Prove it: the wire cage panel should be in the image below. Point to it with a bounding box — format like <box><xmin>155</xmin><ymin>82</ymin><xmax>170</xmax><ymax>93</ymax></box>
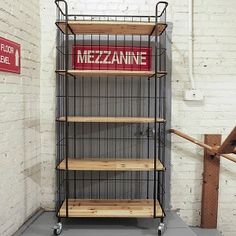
<box><xmin>55</xmin><ymin>0</ymin><xmax>168</xmax><ymax>222</ymax></box>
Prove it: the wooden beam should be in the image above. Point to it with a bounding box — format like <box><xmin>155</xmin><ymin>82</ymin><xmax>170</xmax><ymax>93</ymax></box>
<box><xmin>201</xmin><ymin>134</ymin><xmax>221</xmax><ymax>229</ymax></box>
<box><xmin>221</xmin><ymin>153</ymin><xmax>236</xmax><ymax>163</ymax></box>
<box><xmin>170</xmin><ymin>129</ymin><xmax>216</xmax><ymax>151</ymax></box>
<box><xmin>170</xmin><ymin>129</ymin><xmax>236</xmax><ymax>164</ymax></box>
<box><xmin>218</xmin><ymin>126</ymin><xmax>236</xmax><ymax>154</ymax></box>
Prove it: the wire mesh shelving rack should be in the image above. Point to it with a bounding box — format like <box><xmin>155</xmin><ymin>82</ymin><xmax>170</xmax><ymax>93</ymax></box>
<box><xmin>54</xmin><ymin>0</ymin><xmax>168</xmax><ymax>235</ymax></box>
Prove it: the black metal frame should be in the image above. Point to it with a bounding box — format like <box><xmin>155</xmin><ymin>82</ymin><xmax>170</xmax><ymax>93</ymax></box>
<box><xmin>55</xmin><ymin>0</ymin><xmax>168</xmax><ymax>224</ymax></box>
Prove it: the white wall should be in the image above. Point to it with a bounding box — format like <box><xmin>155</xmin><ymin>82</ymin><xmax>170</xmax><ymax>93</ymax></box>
<box><xmin>40</xmin><ymin>0</ymin><xmax>56</xmax><ymax>209</ymax></box>
<box><xmin>0</xmin><ymin>1</ymin><xmax>41</xmax><ymax>235</ymax></box>
<box><xmin>170</xmin><ymin>1</ymin><xmax>236</xmax><ymax>235</ymax></box>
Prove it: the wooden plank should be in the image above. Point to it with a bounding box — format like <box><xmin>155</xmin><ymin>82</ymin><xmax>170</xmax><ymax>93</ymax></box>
<box><xmin>170</xmin><ymin>128</ymin><xmax>236</xmax><ymax>164</ymax></box>
<box><xmin>58</xmin><ymin>199</ymin><xmax>163</xmax><ymax>218</ymax></box>
<box><xmin>57</xmin><ymin>116</ymin><xmax>165</xmax><ymax>123</ymax></box>
<box><xmin>56</xmin><ymin>69</ymin><xmax>167</xmax><ymax>78</ymax></box>
<box><xmin>57</xmin><ymin>158</ymin><xmax>165</xmax><ymax>171</ymax></box>
<box><xmin>56</xmin><ymin>21</ymin><xmax>167</xmax><ymax>35</ymax></box>
<box><xmin>221</xmin><ymin>153</ymin><xmax>236</xmax><ymax>163</ymax></box>
<box><xmin>68</xmin><ymin>70</ymin><xmax>155</xmax><ymax>77</ymax></box>
<box><xmin>218</xmin><ymin>126</ymin><xmax>236</xmax><ymax>154</ymax></box>
<box><xmin>201</xmin><ymin>134</ymin><xmax>221</xmax><ymax>229</ymax></box>
<box><xmin>170</xmin><ymin>129</ymin><xmax>215</xmax><ymax>151</ymax></box>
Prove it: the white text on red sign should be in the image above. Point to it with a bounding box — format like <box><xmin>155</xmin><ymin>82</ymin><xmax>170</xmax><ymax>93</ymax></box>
<box><xmin>0</xmin><ymin>37</ymin><xmax>20</xmax><ymax>74</ymax></box>
<box><xmin>72</xmin><ymin>45</ymin><xmax>151</xmax><ymax>71</ymax></box>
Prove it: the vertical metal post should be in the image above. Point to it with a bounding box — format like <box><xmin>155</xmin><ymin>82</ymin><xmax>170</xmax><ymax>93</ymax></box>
<box><xmin>162</xmin><ymin>9</ymin><xmax>167</xmax><ymax>209</ymax></box>
<box><xmin>114</xmin><ymin>19</ymin><xmax>117</xmax><ymax>199</ymax></box>
<box><xmin>131</xmin><ymin>17</ymin><xmax>134</xmax><ymax>199</ymax></box>
<box><xmin>106</xmin><ymin>32</ymin><xmax>109</xmax><ymax>199</ymax></box>
<box><xmin>98</xmin><ymin>27</ymin><xmax>101</xmax><ymax>198</ymax></box>
<box><xmin>157</xmin><ymin>7</ymin><xmax>162</xmax><ymax>211</ymax></box>
<box><xmin>147</xmin><ymin>22</ymin><xmax>151</xmax><ymax>199</ymax></box>
<box><xmin>153</xmin><ymin>4</ymin><xmax>158</xmax><ymax>218</ymax></box>
<box><xmin>156</xmin><ymin>1</ymin><xmax>168</xmax><ymax>221</ymax></box>
<box><xmin>82</xmin><ymin>16</ymin><xmax>85</xmax><ymax>199</ymax></box>
<box><xmin>55</xmin><ymin>1</ymin><xmax>60</xmax><ymax>219</ymax></box>
<box><xmin>90</xmin><ymin>27</ymin><xmax>93</xmax><ymax>199</ymax></box>
<box><xmin>73</xmin><ymin>16</ymin><xmax>77</xmax><ymax>199</ymax></box>
<box><xmin>64</xmin><ymin>0</ymin><xmax>69</xmax><ymax>218</ymax></box>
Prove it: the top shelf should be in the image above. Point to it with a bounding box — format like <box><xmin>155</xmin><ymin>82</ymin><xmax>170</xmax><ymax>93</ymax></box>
<box><xmin>56</xmin><ymin>21</ymin><xmax>167</xmax><ymax>36</ymax></box>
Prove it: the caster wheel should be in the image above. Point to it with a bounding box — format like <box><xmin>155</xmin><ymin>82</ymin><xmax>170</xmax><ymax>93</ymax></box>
<box><xmin>157</xmin><ymin>222</ymin><xmax>165</xmax><ymax>236</ymax></box>
<box><xmin>53</xmin><ymin>222</ymin><xmax>62</xmax><ymax>235</ymax></box>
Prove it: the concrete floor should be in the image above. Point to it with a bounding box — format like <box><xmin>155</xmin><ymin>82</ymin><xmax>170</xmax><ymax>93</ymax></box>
<box><xmin>14</xmin><ymin>211</ymin><xmax>221</xmax><ymax>236</ymax></box>
<box><xmin>16</xmin><ymin>211</ymin><xmax>198</xmax><ymax>236</ymax></box>
<box><xmin>191</xmin><ymin>227</ymin><xmax>221</xmax><ymax>236</ymax></box>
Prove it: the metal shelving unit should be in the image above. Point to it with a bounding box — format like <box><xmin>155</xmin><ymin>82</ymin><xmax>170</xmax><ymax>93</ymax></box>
<box><xmin>54</xmin><ymin>0</ymin><xmax>168</xmax><ymax>235</ymax></box>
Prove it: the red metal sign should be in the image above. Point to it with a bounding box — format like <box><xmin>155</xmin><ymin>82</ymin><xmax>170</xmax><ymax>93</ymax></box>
<box><xmin>0</xmin><ymin>37</ymin><xmax>21</xmax><ymax>74</ymax></box>
<box><xmin>72</xmin><ymin>45</ymin><xmax>151</xmax><ymax>71</ymax></box>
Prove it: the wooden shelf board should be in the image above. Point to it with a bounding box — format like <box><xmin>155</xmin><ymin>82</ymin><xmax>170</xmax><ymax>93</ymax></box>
<box><xmin>57</xmin><ymin>158</ymin><xmax>165</xmax><ymax>171</ymax></box>
<box><xmin>56</xmin><ymin>20</ymin><xmax>167</xmax><ymax>35</ymax></box>
<box><xmin>58</xmin><ymin>199</ymin><xmax>163</xmax><ymax>218</ymax></box>
<box><xmin>56</xmin><ymin>69</ymin><xmax>166</xmax><ymax>78</ymax></box>
<box><xmin>57</xmin><ymin>116</ymin><xmax>165</xmax><ymax>123</ymax></box>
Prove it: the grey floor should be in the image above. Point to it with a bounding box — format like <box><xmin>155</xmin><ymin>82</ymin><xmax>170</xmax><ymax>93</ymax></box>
<box><xmin>16</xmin><ymin>211</ymin><xmax>220</xmax><ymax>236</ymax></box>
<box><xmin>191</xmin><ymin>228</ymin><xmax>221</xmax><ymax>236</ymax></box>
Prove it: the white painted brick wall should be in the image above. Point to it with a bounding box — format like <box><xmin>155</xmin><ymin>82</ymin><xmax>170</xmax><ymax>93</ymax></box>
<box><xmin>34</xmin><ymin>0</ymin><xmax>236</xmax><ymax>236</ymax></box>
<box><xmin>39</xmin><ymin>0</ymin><xmax>56</xmax><ymax>209</ymax></box>
<box><xmin>170</xmin><ymin>0</ymin><xmax>236</xmax><ymax>235</ymax></box>
<box><xmin>0</xmin><ymin>0</ymin><xmax>41</xmax><ymax>235</ymax></box>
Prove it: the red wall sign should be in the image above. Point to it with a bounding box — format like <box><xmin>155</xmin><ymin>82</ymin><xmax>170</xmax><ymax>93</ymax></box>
<box><xmin>72</xmin><ymin>45</ymin><xmax>151</xmax><ymax>71</ymax></box>
<box><xmin>0</xmin><ymin>37</ymin><xmax>21</xmax><ymax>74</ymax></box>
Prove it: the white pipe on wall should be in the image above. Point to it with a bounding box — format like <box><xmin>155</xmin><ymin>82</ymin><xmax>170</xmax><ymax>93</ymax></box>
<box><xmin>189</xmin><ymin>0</ymin><xmax>196</xmax><ymax>90</ymax></box>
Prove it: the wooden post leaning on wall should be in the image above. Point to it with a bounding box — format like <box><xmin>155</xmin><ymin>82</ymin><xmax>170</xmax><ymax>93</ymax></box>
<box><xmin>201</xmin><ymin>134</ymin><xmax>221</xmax><ymax>228</ymax></box>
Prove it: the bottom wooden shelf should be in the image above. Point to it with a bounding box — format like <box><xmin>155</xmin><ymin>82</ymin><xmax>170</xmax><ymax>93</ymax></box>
<box><xmin>58</xmin><ymin>199</ymin><xmax>163</xmax><ymax>218</ymax></box>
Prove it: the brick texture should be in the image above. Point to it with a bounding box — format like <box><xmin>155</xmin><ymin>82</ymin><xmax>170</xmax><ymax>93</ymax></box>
<box><xmin>0</xmin><ymin>0</ymin><xmax>41</xmax><ymax>236</ymax></box>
